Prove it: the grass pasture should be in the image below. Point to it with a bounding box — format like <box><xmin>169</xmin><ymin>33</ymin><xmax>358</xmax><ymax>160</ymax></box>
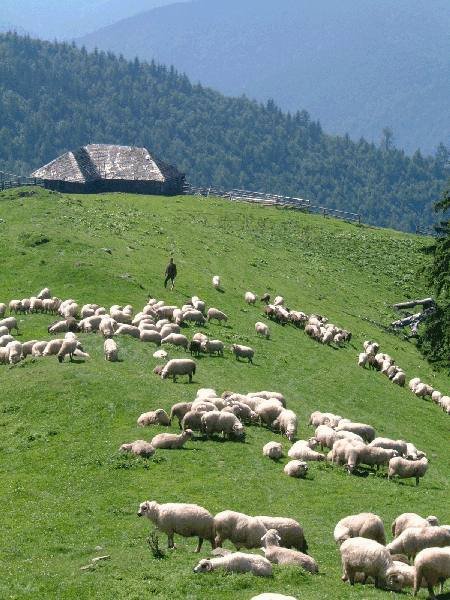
<box><xmin>0</xmin><ymin>188</ymin><xmax>449</xmax><ymax>600</ymax></box>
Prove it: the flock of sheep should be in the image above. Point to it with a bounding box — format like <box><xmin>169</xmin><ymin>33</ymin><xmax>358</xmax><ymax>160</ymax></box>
<box><xmin>358</xmin><ymin>340</ymin><xmax>450</xmax><ymax>414</ymax></box>
<box><xmin>1</xmin><ymin>280</ymin><xmax>449</xmax><ymax>599</ymax></box>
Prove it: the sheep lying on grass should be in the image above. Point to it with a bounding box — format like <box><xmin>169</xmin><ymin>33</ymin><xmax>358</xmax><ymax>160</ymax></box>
<box><xmin>261</xmin><ymin>529</ymin><xmax>318</xmax><ymax>573</ymax></box>
<box><xmin>137</xmin><ymin>409</ymin><xmax>170</xmax><ymax>427</ymax></box>
<box><xmin>151</xmin><ymin>430</ymin><xmax>193</xmax><ymax>449</ymax></box>
<box><xmin>138</xmin><ymin>501</ymin><xmax>215</xmax><ymax>552</ymax></box>
<box><xmin>120</xmin><ymin>440</ymin><xmax>155</xmax><ymax>457</ymax></box>
<box><xmin>194</xmin><ymin>553</ymin><xmax>272</xmax><ymax>577</ymax></box>
<box><xmin>263</xmin><ymin>441</ymin><xmax>283</xmax><ymax>460</ymax></box>
<box><xmin>284</xmin><ymin>460</ymin><xmax>308</xmax><ymax>478</ymax></box>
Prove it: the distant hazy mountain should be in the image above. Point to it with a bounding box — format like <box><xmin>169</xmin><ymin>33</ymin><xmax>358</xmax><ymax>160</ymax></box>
<box><xmin>0</xmin><ymin>0</ymin><xmax>188</xmax><ymax>39</ymax></box>
<box><xmin>79</xmin><ymin>0</ymin><xmax>450</xmax><ymax>154</ymax></box>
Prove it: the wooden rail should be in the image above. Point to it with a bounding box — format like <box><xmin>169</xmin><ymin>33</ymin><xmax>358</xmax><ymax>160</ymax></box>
<box><xmin>184</xmin><ymin>183</ymin><xmax>362</xmax><ymax>224</ymax></box>
<box><xmin>0</xmin><ymin>176</ymin><xmax>45</xmax><ymax>191</ymax></box>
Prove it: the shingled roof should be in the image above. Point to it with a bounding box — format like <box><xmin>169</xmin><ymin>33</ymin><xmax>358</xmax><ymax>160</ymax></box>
<box><xmin>31</xmin><ymin>144</ymin><xmax>181</xmax><ymax>183</ymax></box>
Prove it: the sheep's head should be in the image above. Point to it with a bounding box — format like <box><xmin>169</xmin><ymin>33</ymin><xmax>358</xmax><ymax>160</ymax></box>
<box><xmin>155</xmin><ymin>409</ymin><xmax>167</xmax><ymax>418</ymax></box>
<box><xmin>120</xmin><ymin>443</ymin><xmax>133</xmax><ymax>453</ymax></box>
<box><xmin>426</xmin><ymin>515</ymin><xmax>439</xmax><ymax>526</ymax></box>
<box><xmin>193</xmin><ymin>559</ymin><xmax>213</xmax><ymax>573</ymax></box>
<box><xmin>137</xmin><ymin>500</ymin><xmax>158</xmax><ymax>519</ymax></box>
<box><xmin>308</xmin><ymin>437</ymin><xmax>319</xmax><ymax>449</ymax></box>
<box><xmin>261</xmin><ymin>529</ymin><xmax>281</xmax><ymax>548</ymax></box>
<box><xmin>183</xmin><ymin>429</ymin><xmax>193</xmax><ymax>440</ymax></box>
<box><xmin>232</xmin><ymin>424</ymin><xmax>245</xmax><ymax>441</ymax></box>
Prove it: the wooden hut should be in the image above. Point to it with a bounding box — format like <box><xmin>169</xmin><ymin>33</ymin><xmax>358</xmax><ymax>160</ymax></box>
<box><xmin>31</xmin><ymin>144</ymin><xmax>184</xmax><ymax>195</ymax></box>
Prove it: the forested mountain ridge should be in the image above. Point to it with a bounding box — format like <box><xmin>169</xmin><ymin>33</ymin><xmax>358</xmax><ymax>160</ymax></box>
<box><xmin>0</xmin><ymin>33</ymin><xmax>447</xmax><ymax>232</ymax></box>
<box><xmin>78</xmin><ymin>0</ymin><xmax>450</xmax><ymax>155</ymax></box>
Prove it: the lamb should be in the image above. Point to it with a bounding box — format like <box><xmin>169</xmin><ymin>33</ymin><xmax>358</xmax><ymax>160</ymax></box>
<box><xmin>161</xmin><ymin>333</ymin><xmax>189</xmax><ymax>351</ymax></box>
<box><xmin>260</xmin><ymin>529</ymin><xmax>318</xmax><ymax>573</ymax></box>
<box><xmin>212</xmin><ymin>275</ymin><xmax>221</xmax><ymax>289</ymax></box>
<box><xmin>120</xmin><ymin>440</ymin><xmax>155</xmax><ymax>457</ymax></box>
<box><xmin>206</xmin><ymin>307</ymin><xmax>228</xmax><ymax>324</ymax></box>
<box><xmin>256</xmin><ymin>517</ymin><xmax>308</xmax><ymax>553</ymax></box>
<box><xmin>214</xmin><ymin>510</ymin><xmax>268</xmax><ymax>550</ymax></box>
<box><xmin>273</xmin><ymin>409</ymin><xmax>298</xmax><ymax>441</ymax></box>
<box><xmin>169</xmin><ymin>402</ymin><xmax>193</xmax><ymax>427</ymax></box>
<box><xmin>231</xmin><ymin>344</ymin><xmax>254</xmax><ymax>363</ymax></box>
<box><xmin>388</xmin><ymin>455</ymin><xmax>428</xmax><ymax>485</ymax></box>
<box><xmin>0</xmin><ymin>317</ymin><xmax>19</xmax><ymax>334</ymax></box>
<box><xmin>201</xmin><ymin>411</ymin><xmax>245</xmax><ymax>440</ymax></box>
<box><xmin>334</xmin><ymin>513</ymin><xmax>386</xmax><ymax>546</ymax></box>
<box><xmin>413</xmin><ymin>546</ymin><xmax>450</xmax><ymax>598</ymax></box>
<box><xmin>194</xmin><ymin>553</ymin><xmax>272</xmax><ymax>577</ymax></box>
<box><xmin>263</xmin><ymin>441</ymin><xmax>283</xmax><ymax>460</ymax></box>
<box><xmin>340</xmin><ymin>537</ymin><xmax>393</xmax><ymax>587</ymax></box>
<box><xmin>6</xmin><ymin>341</ymin><xmax>22</xmax><ymax>364</ymax></box>
<box><xmin>161</xmin><ymin>358</ymin><xmax>196</xmax><ymax>383</ymax></box>
<box><xmin>284</xmin><ymin>460</ymin><xmax>308</xmax><ymax>478</ymax></box>
<box><xmin>385</xmin><ymin>560</ymin><xmax>426</xmax><ymax>592</ymax></box>
<box><xmin>369</xmin><ymin>437</ymin><xmax>407</xmax><ymax>456</ymax></box>
<box><xmin>201</xmin><ymin>339</ymin><xmax>224</xmax><ymax>356</ymax></box>
<box><xmin>150</xmin><ymin>429</ymin><xmax>193</xmax><ymax>449</ymax></box>
<box><xmin>288</xmin><ymin>441</ymin><xmax>325</xmax><ymax>461</ymax></box>
<box><xmin>391</xmin><ymin>513</ymin><xmax>439</xmax><ymax>538</ymax></box>
<box><xmin>245</xmin><ymin>291</ymin><xmax>257</xmax><ymax>305</ymax></box>
<box><xmin>256</xmin><ymin>399</ymin><xmax>284</xmax><ymax>427</ymax></box>
<box><xmin>138</xmin><ymin>500</ymin><xmax>215</xmax><ymax>552</ymax></box>
<box><xmin>335</xmin><ymin>421</ymin><xmax>376</xmax><ymax>443</ymax></box>
<box><xmin>388</xmin><ymin>526</ymin><xmax>450</xmax><ymax>562</ymax></box>
<box><xmin>137</xmin><ymin>409</ymin><xmax>170</xmax><ymax>427</ymax></box>
<box><xmin>48</xmin><ymin>318</ymin><xmax>78</xmax><ymax>334</ymax></box>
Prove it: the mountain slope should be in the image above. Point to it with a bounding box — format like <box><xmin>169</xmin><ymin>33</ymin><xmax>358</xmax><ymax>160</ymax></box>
<box><xmin>0</xmin><ymin>0</ymin><xmax>187</xmax><ymax>39</ymax></box>
<box><xmin>0</xmin><ymin>33</ymin><xmax>447</xmax><ymax>232</ymax></box>
<box><xmin>78</xmin><ymin>0</ymin><xmax>450</xmax><ymax>155</ymax></box>
<box><xmin>0</xmin><ymin>186</ymin><xmax>449</xmax><ymax>599</ymax></box>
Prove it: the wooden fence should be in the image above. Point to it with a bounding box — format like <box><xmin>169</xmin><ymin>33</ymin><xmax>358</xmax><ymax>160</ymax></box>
<box><xmin>0</xmin><ymin>175</ymin><xmax>45</xmax><ymax>191</ymax></box>
<box><xmin>184</xmin><ymin>183</ymin><xmax>362</xmax><ymax>224</ymax></box>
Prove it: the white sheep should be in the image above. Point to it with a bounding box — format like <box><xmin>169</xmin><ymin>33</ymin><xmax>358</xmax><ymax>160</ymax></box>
<box><xmin>201</xmin><ymin>339</ymin><xmax>224</xmax><ymax>356</ymax></box>
<box><xmin>181</xmin><ymin>410</ymin><xmax>205</xmax><ymax>433</ymax></box>
<box><xmin>0</xmin><ymin>335</ymin><xmax>14</xmax><ymax>347</ymax></box>
<box><xmin>256</xmin><ymin>399</ymin><xmax>284</xmax><ymax>427</ymax></box>
<box><xmin>114</xmin><ymin>324</ymin><xmax>140</xmax><ymax>338</ymax></box>
<box><xmin>0</xmin><ymin>326</ymin><xmax>9</xmax><ymax>336</ymax></box>
<box><xmin>99</xmin><ymin>317</ymin><xmax>117</xmax><ymax>338</ymax></box>
<box><xmin>431</xmin><ymin>390</ymin><xmax>442</xmax><ymax>404</ymax></box>
<box><xmin>248</xmin><ymin>391</ymin><xmax>286</xmax><ymax>405</ymax></box>
<box><xmin>231</xmin><ymin>344</ymin><xmax>254</xmax><ymax>363</ymax></box>
<box><xmin>288</xmin><ymin>441</ymin><xmax>325</xmax><ymax>462</ymax></box>
<box><xmin>273</xmin><ymin>409</ymin><xmax>298</xmax><ymax>441</ymax></box>
<box><xmin>0</xmin><ymin>303</ymin><xmax>6</xmax><ymax>317</ymax></box>
<box><xmin>273</xmin><ymin>296</ymin><xmax>284</xmax><ymax>306</ymax></box>
<box><xmin>21</xmin><ymin>340</ymin><xmax>38</xmax><ymax>359</ymax></box>
<box><xmin>405</xmin><ymin>442</ymin><xmax>426</xmax><ymax>461</ymax></box>
<box><xmin>245</xmin><ymin>291</ymin><xmax>257</xmax><ymax>305</ymax></box>
<box><xmin>161</xmin><ymin>333</ymin><xmax>189</xmax><ymax>351</ymax></box>
<box><xmin>212</xmin><ymin>275</ymin><xmax>221</xmax><ymax>289</ymax></box>
<box><xmin>340</xmin><ymin>537</ymin><xmax>393</xmax><ymax>588</ymax></box>
<box><xmin>214</xmin><ymin>510</ymin><xmax>267</xmax><ymax>549</ymax></box>
<box><xmin>140</xmin><ymin>330</ymin><xmax>162</xmax><ymax>345</ymax></box>
<box><xmin>6</xmin><ymin>341</ymin><xmax>22</xmax><ymax>364</ymax></box>
<box><xmin>358</xmin><ymin>352</ymin><xmax>369</xmax><ymax>368</ymax></box>
<box><xmin>201</xmin><ymin>411</ymin><xmax>245</xmax><ymax>440</ymax></box>
<box><xmin>137</xmin><ymin>409</ymin><xmax>170</xmax><ymax>427</ymax></box>
<box><xmin>161</xmin><ymin>359</ymin><xmax>196</xmax><ymax>383</ymax></box>
<box><xmin>194</xmin><ymin>552</ymin><xmax>272</xmax><ymax>577</ymax></box>
<box><xmin>308</xmin><ymin>411</ymin><xmax>342</xmax><ymax>428</ymax></box>
<box><xmin>388</xmin><ymin>455</ymin><xmax>428</xmax><ymax>485</ymax></box>
<box><xmin>391</xmin><ymin>513</ymin><xmax>439</xmax><ymax>538</ymax></box>
<box><xmin>413</xmin><ymin>546</ymin><xmax>450</xmax><ymax>598</ymax></box>
<box><xmin>206</xmin><ymin>307</ymin><xmax>228</xmax><ymax>324</ymax></box>
<box><xmin>335</xmin><ymin>421</ymin><xmax>376</xmax><ymax>442</ymax></box>
<box><xmin>120</xmin><ymin>440</ymin><xmax>155</xmax><ymax>457</ymax></box>
<box><xmin>169</xmin><ymin>402</ymin><xmax>193</xmax><ymax>428</ymax></box>
<box><xmin>31</xmin><ymin>341</ymin><xmax>48</xmax><ymax>357</ymax></box>
<box><xmin>314</xmin><ymin>425</ymin><xmax>337</xmax><ymax>449</ymax></box>
<box><xmin>151</xmin><ymin>429</ymin><xmax>193</xmax><ymax>449</ymax></box>
<box><xmin>346</xmin><ymin>445</ymin><xmax>397</xmax><ymax>473</ymax></box>
<box><xmin>334</xmin><ymin>513</ymin><xmax>386</xmax><ymax>545</ymax></box>
<box><xmin>260</xmin><ymin>529</ymin><xmax>318</xmax><ymax>573</ymax></box>
<box><xmin>255</xmin><ymin>321</ymin><xmax>270</xmax><ymax>339</ymax></box>
<box><xmin>37</xmin><ymin>287</ymin><xmax>51</xmax><ymax>299</ymax></box>
<box><xmin>256</xmin><ymin>516</ymin><xmax>308</xmax><ymax>553</ymax></box>
<box><xmin>387</xmin><ymin>526</ymin><xmax>450</xmax><ymax>561</ymax></box>
<box><xmin>0</xmin><ymin>347</ymin><xmax>9</xmax><ymax>364</ymax></box>
<box><xmin>392</xmin><ymin>371</ymin><xmax>406</xmax><ymax>386</ymax></box>
<box><xmin>283</xmin><ymin>460</ymin><xmax>308</xmax><ymax>478</ymax></box>
<box><xmin>57</xmin><ymin>338</ymin><xmax>81</xmax><ymax>362</ymax></box>
<box><xmin>263</xmin><ymin>441</ymin><xmax>283</xmax><ymax>460</ymax></box>
<box><xmin>138</xmin><ymin>500</ymin><xmax>215</xmax><ymax>552</ymax></box>
<box><xmin>0</xmin><ymin>317</ymin><xmax>19</xmax><ymax>334</ymax></box>
<box><xmin>369</xmin><ymin>437</ymin><xmax>407</xmax><ymax>456</ymax></box>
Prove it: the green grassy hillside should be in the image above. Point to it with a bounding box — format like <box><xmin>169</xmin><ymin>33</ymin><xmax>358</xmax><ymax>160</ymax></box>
<box><xmin>0</xmin><ymin>188</ymin><xmax>448</xmax><ymax>600</ymax></box>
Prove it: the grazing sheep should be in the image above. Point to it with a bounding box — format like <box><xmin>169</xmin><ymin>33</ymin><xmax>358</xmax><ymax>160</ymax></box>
<box><xmin>274</xmin><ymin>296</ymin><xmax>284</xmax><ymax>306</ymax></box>
<box><xmin>387</xmin><ymin>526</ymin><xmax>450</xmax><ymax>561</ymax></box>
<box><xmin>0</xmin><ymin>325</ymin><xmax>9</xmax><ymax>336</ymax></box>
<box><xmin>191</xmin><ymin>399</ymin><xmax>216</xmax><ymax>413</ymax></box>
<box><xmin>358</xmin><ymin>352</ymin><xmax>369</xmax><ymax>368</ymax></box>
<box><xmin>248</xmin><ymin>391</ymin><xmax>286</xmax><ymax>406</ymax></box>
<box><xmin>245</xmin><ymin>291</ymin><xmax>257</xmax><ymax>305</ymax></box>
<box><xmin>181</xmin><ymin>410</ymin><xmax>205</xmax><ymax>433</ymax></box>
<box><xmin>0</xmin><ymin>334</ymin><xmax>14</xmax><ymax>347</ymax></box>
<box><xmin>0</xmin><ymin>303</ymin><xmax>7</xmax><ymax>317</ymax></box>
<box><xmin>392</xmin><ymin>513</ymin><xmax>439</xmax><ymax>538</ymax></box>
<box><xmin>161</xmin><ymin>333</ymin><xmax>189</xmax><ymax>351</ymax></box>
<box><xmin>57</xmin><ymin>338</ymin><xmax>84</xmax><ymax>362</ymax></box>
<box><xmin>151</xmin><ymin>429</ymin><xmax>193</xmax><ymax>449</ymax></box>
<box><xmin>334</xmin><ymin>430</ymin><xmax>364</xmax><ymax>443</ymax></box>
<box><xmin>6</xmin><ymin>341</ymin><xmax>22</xmax><ymax>364</ymax></box>
<box><xmin>161</xmin><ymin>359</ymin><xmax>196</xmax><ymax>383</ymax></box>
<box><xmin>103</xmin><ymin>338</ymin><xmax>119</xmax><ymax>362</ymax></box>
<box><xmin>21</xmin><ymin>340</ymin><xmax>38</xmax><ymax>359</ymax></box>
<box><xmin>392</xmin><ymin>371</ymin><xmax>406</xmax><ymax>386</ymax></box>
<box><xmin>169</xmin><ymin>402</ymin><xmax>193</xmax><ymax>428</ymax></box>
<box><xmin>222</xmin><ymin>401</ymin><xmax>256</xmax><ymax>423</ymax></box>
<box><xmin>329</xmin><ymin>438</ymin><xmax>362</xmax><ymax>466</ymax></box>
<box><xmin>369</xmin><ymin>437</ymin><xmax>407</xmax><ymax>456</ymax></box>
<box><xmin>340</xmin><ymin>537</ymin><xmax>393</xmax><ymax>587</ymax></box>
<box><xmin>431</xmin><ymin>390</ymin><xmax>442</xmax><ymax>404</ymax></box>
<box><xmin>413</xmin><ymin>546</ymin><xmax>450</xmax><ymax>598</ymax></box>
<box><xmin>273</xmin><ymin>409</ymin><xmax>298</xmax><ymax>441</ymax></box>
<box><xmin>308</xmin><ymin>411</ymin><xmax>343</xmax><ymax>428</ymax></box>
<box><xmin>37</xmin><ymin>287</ymin><xmax>51</xmax><ymax>299</ymax></box>
<box><xmin>256</xmin><ymin>399</ymin><xmax>284</xmax><ymax>427</ymax></box>
<box><xmin>388</xmin><ymin>456</ymin><xmax>428</xmax><ymax>485</ymax></box>
<box><xmin>183</xmin><ymin>309</ymin><xmax>206</xmax><ymax>326</ymax></box>
<box><xmin>48</xmin><ymin>317</ymin><xmax>79</xmax><ymax>334</ymax></box>
<box><xmin>212</xmin><ymin>275</ymin><xmax>221</xmax><ymax>289</ymax></box>
<box><xmin>346</xmin><ymin>445</ymin><xmax>397</xmax><ymax>473</ymax></box>
<box><xmin>255</xmin><ymin>322</ymin><xmax>270</xmax><ymax>339</ymax></box>
<box><xmin>192</xmin><ymin>332</ymin><xmax>208</xmax><ymax>345</ymax></box>
<box><xmin>263</xmin><ymin>441</ymin><xmax>283</xmax><ymax>460</ymax></box>
<box><xmin>334</xmin><ymin>513</ymin><xmax>386</xmax><ymax>546</ymax></box>
<box><xmin>231</xmin><ymin>344</ymin><xmax>254</xmax><ymax>363</ymax></box>
<box><xmin>188</xmin><ymin>339</ymin><xmax>201</xmax><ymax>356</ymax></box>
<box><xmin>314</xmin><ymin>425</ymin><xmax>337</xmax><ymax>449</ymax></box>
<box><xmin>284</xmin><ymin>460</ymin><xmax>308</xmax><ymax>478</ymax></box>
<box><xmin>201</xmin><ymin>339</ymin><xmax>224</xmax><ymax>356</ymax></box>
<box><xmin>160</xmin><ymin>324</ymin><xmax>181</xmax><ymax>339</ymax></box>
<box><xmin>214</xmin><ymin>511</ymin><xmax>267</xmax><ymax>550</ymax></box>
<box><xmin>99</xmin><ymin>316</ymin><xmax>117</xmax><ymax>338</ymax></box>
<box><xmin>153</xmin><ymin>364</ymin><xmax>164</xmax><ymax>376</ymax></box>
<box><xmin>196</xmin><ymin>388</ymin><xmax>218</xmax><ymax>399</ymax></box>
<box><xmin>140</xmin><ymin>330</ymin><xmax>162</xmax><ymax>345</ymax></box>
<box><xmin>385</xmin><ymin>560</ymin><xmax>426</xmax><ymax>592</ymax></box>
<box><xmin>31</xmin><ymin>340</ymin><xmax>48</xmax><ymax>357</ymax></box>
<box><xmin>335</xmin><ymin>421</ymin><xmax>376</xmax><ymax>443</ymax></box>
<box><xmin>137</xmin><ymin>409</ymin><xmax>170</xmax><ymax>427</ymax></box>
<box><xmin>0</xmin><ymin>317</ymin><xmax>19</xmax><ymax>334</ymax></box>
<box><xmin>120</xmin><ymin>440</ymin><xmax>155</xmax><ymax>457</ymax></box>
<box><xmin>207</xmin><ymin>307</ymin><xmax>228</xmax><ymax>324</ymax></box>
<box><xmin>201</xmin><ymin>411</ymin><xmax>245</xmax><ymax>441</ymax></box>
<box><xmin>9</xmin><ymin>300</ymin><xmax>22</xmax><ymax>314</ymax></box>
<box><xmin>0</xmin><ymin>347</ymin><xmax>9</xmax><ymax>364</ymax></box>
<box><xmin>256</xmin><ymin>517</ymin><xmax>308</xmax><ymax>553</ymax></box>
<box><xmin>138</xmin><ymin>500</ymin><xmax>215</xmax><ymax>552</ymax></box>
<box><xmin>194</xmin><ymin>553</ymin><xmax>272</xmax><ymax>577</ymax></box>
<box><xmin>114</xmin><ymin>324</ymin><xmax>140</xmax><ymax>338</ymax></box>
<box><xmin>261</xmin><ymin>529</ymin><xmax>318</xmax><ymax>573</ymax></box>
<box><xmin>409</xmin><ymin>377</ymin><xmax>421</xmax><ymax>391</ymax></box>
<box><xmin>288</xmin><ymin>441</ymin><xmax>325</xmax><ymax>462</ymax></box>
